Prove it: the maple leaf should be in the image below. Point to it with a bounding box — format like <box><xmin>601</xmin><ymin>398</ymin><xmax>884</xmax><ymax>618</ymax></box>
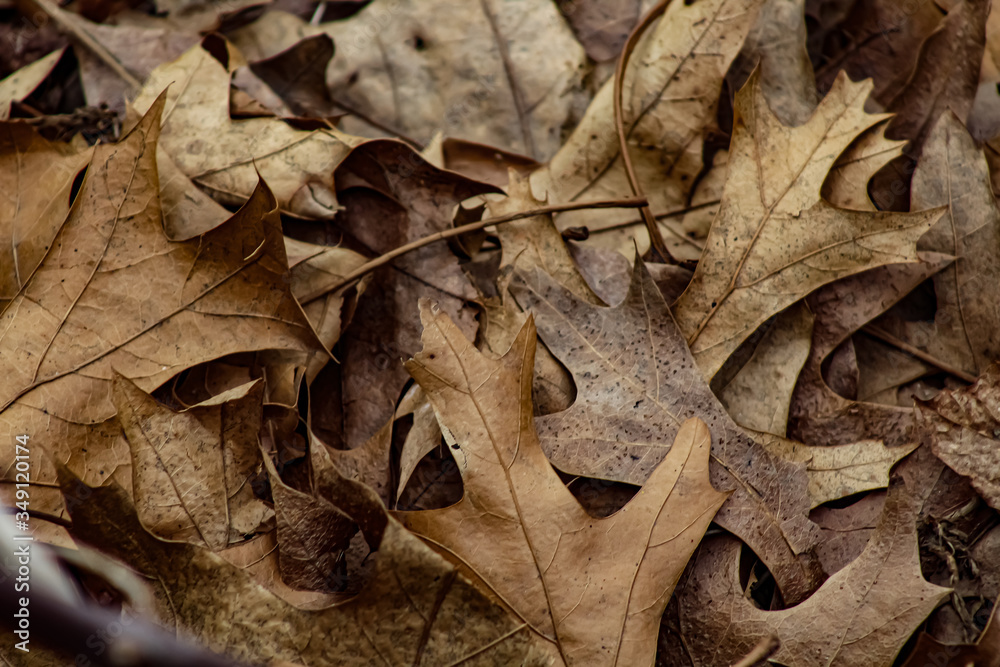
<box><xmin>511</xmin><ymin>255</ymin><xmax>823</xmax><ymax>603</ymax></box>
<box><xmin>397</xmin><ymin>300</ymin><xmax>728</xmax><ymax>666</ymax></box>
<box><xmin>672</xmin><ymin>70</ymin><xmax>946</xmax><ymax>379</ymax></box>
<box><xmin>676</xmin><ymin>482</ymin><xmax>951</xmax><ymax>667</ymax></box>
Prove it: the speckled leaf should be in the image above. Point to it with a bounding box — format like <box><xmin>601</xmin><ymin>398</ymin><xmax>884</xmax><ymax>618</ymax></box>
<box><xmin>510</xmin><ymin>256</ymin><xmax>823</xmax><ymax>605</ymax></box>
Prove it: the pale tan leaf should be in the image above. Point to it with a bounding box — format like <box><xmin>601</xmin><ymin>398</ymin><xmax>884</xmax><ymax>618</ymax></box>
<box><xmin>673</xmin><ymin>71</ymin><xmax>945</xmax><ymax>379</ymax></box>
<box><xmin>822</xmin><ymin>120</ymin><xmax>905</xmax><ymax>212</ymax></box>
<box><xmin>719</xmin><ymin>302</ymin><xmax>814</xmax><ymax>436</ymax></box>
<box><xmin>530</xmin><ymin>0</ymin><xmax>764</xmax><ymax>258</ymax></box>
<box><xmin>324</xmin><ymin>0</ymin><xmax>589</xmax><ymax>160</ymax></box>
<box><xmin>132</xmin><ymin>37</ymin><xmax>362</xmax><ymax>218</ymax></box>
<box><xmin>0</xmin><ymin>123</ymin><xmax>93</xmax><ymax>311</ymax></box>
<box><xmin>752</xmin><ymin>432</ymin><xmax>917</xmax><ymax>507</ymax></box>
<box><xmin>398</xmin><ymin>301</ymin><xmax>728</xmax><ymax>665</ymax></box>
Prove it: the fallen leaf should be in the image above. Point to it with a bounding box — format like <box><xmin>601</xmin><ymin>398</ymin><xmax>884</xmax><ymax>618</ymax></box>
<box><xmin>751</xmin><ymin>432</ymin><xmax>917</xmax><ymax>508</ymax></box>
<box><xmin>672</xmin><ymin>70</ymin><xmax>945</xmax><ymax>379</ymax></box>
<box><xmin>558</xmin><ymin>0</ymin><xmax>641</xmax><ymax>62</ymax></box>
<box><xmin>918</xmin><ymin>363</ymin><xmax>1000</xmax><ymax>511</ymax></box>
<box><xmin>901</xmin><ymin>602</ymin><xmax>1000</xmax><ymax>667</ymax></box>
<box><xmin>788</xmin><ymin>255</ymin><xmax>953</xmax><ymax>447</ymax></box>
<box><xmin>0</xmin><ymin>94</ymin><xmax>321</xmax><ymax>542</ymax></box>
<box><xmin>324</xmin><ymin>0</ymin><xmax>590</xmax><ymax>160</ymax></box>
<box><xmin>113</xmin><ymin>376</ymin><xmax>273</xmax><ymax>551</ymax></box>
<box><xmin>885</xmin><ymin>0</ymin><xmax>988</xmax><ymax>154</ymax></box>
<box><xmin>718</xmin><ymin>302</ymin><xmax>814</xmax><ymax>436</ymax></box>
<box><xmin>397</xmin><ymin>300</ymin><xmax>728</xmax><ymax>665</ymax></box>
<box><xmin>329</xmin><ymin>140</ymin><xmax>496</xmax><ymax>448</ymax></box>
<box><xmin>261</xmin><ymin>452</ymin><xmax>354</xmax><ymax>593</ymax></box>
<box><xmin>0</xmin><ymin>121</ymin><xmax>92</xmax><ymax>311</ymax></box>
<box><xmin>812</xmin><ymin>0</ymin><xmax>943</xmax><ymax>108</ymax></box>
<box><xmin>677</xmin><ymin>481</ymin><xmax>951</xmax><ymax>666</ymax></box>
<box><xmin>875</xmin><ymin>112</ymin><xmax>1000</xmax><ymax>377</ymax></box>
<box><xmin>511</xmin><ymin>257</ymin><xmax>824</xmax><ymax>604</ymax></box>
<box><xmin>54</xmin><ymin>464</ymin><xmax>552</xmax><ymax>666</ymax></box>
<box><xmin>810</xmin><ymin>489</ymin><xmax>886</xmax><ymax>576</ymax></box>
<box><xmin>822</xmin><ymin>120</ymin><xmax>905</xmax><ymax>211</ymax></box>
<box><xmin>0</xmin><ymin>48</ymin><xmax>63</xmax><ymax>119</ymax></box>
<box><xmin>529</xmin><ymin>0</ymin><xmax>764</xmax><ymax>258</ymax></box>
<box><xmin>131</xmin><ymin>36</ymin><xmax>361</xmax><ymax>218</ymax></box>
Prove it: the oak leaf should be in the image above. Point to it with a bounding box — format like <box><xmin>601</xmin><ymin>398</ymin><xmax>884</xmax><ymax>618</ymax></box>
<box><xmin>676</xmin><ymin>482</ymin><xmax>951</xmax><ymax>667</ymax></box>
<box><xmin>131</xmin><ymin>36</ymin><xmax>362</xmax><ymax>218</ymax></box>
<box><xmin>511</xmin><ymin>256</ymin><xmax>823</xmax><ymax>603</ymax></box>
<box><xmin>531</xmin><ymin>0</ymin><xmax>764</xmax><ymax>258</ymax></box>
<box><xmin>0</xmin><ymin>94</ymin><xmax>322</xmax><ymax>543</ymax></box>
<box><xmin>323</xmin><ymin>0</ymin><xmax>589</xmax><ymax>160</ymax></box>
<box><xmin>397</xmin><ymin>300</ymin><xmax>728</xmax><ymax>666</ymax></box>
<box><xmin>672</xmin><ymin>70</ymin><xmax>946</xmax><ymax>379</ymax></box>
<box><xmin>113</xmin><ymin>376</ymin><xmax>273</xmax><ymax>551</ymax></box>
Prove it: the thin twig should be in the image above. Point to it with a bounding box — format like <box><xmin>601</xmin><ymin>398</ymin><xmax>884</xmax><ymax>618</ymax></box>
<box><xmin>730</xmin><ymin>634</ymin><xmax>780</xmax><ymax>667</ymax></box>
<box><xmin>300</xmin><ymin>196</ymin><xmax>648</xmax><ymax>304</ymax></box>
<box><xmin>30</xmin><ymin>0</ymin><xmax>142</xmax><ymax>91</ymax></box>
<box><xmin>613</xmin><ymin>0</ymin><xmax>675</xmax><ymax>264</ymax></box>
<box><xmin>862</xmin><ymin>325</ymin><xmax>977</xmax><ymax>384</ymax></box>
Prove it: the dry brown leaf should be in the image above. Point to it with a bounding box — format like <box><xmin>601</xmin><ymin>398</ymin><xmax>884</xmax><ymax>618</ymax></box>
<box><xmin>0</xmin><ymin>94</ymin><xmax>321</xmax><ymax>543</ymax></box>
<box><xmin>729</xmin><ymin>0</ymin><xmax>817</xmax><ymax>126</ymax></box>
<box><xmin>559</xmin><ymin>0</ymin><xmax>642</xmax><ymax>62</ymax></box>
<box><xmin>323</xmin><ymin>0</ymin><xmax>590</xmax><ymax>160</ymax></box>
<box><xmin>113</xmin><ymin>376</ymin><xmax>273</xmax><ymax>551</ymax></box>
<box><xmin>854</xmin><ymin>335</ymin><xmax>935</xmax><ymax>405</ymax></box>
<box><xmin>875</xmin><ymin>112</ymin><xmax>1000</xmax><ymax>377</ymax></box>
<box><xmin>510</xmin><ymin>257</ymin><xmax>824</xmax><ymax>604</ymax></box>
<box><xmin>261</xmin><ymin>452</ymin><xmax>354</xmax><ymax>593</ymax></box>
<box><xmin>718</xmin><ymin>302</ymin><xmax>814</xmax><ymax>436</ymax></box>
<box><xmin>822</xmin><ymin>120</ymin><xmax>905</xmax><ymax>211</ymax></box>
<box><xmin>918</xmin><ymin>363</ymin><xmax>1000</xmax><ymax>511</ymax></box>
<box><xmin>901</xmin><ymin>602</ymin><xmax>1000</xmax><ymax>667</ymax></box>
<box><xmin>328</xmin><ymin>140</ymin><xmax>496</xmax><ymax>448</ymax></box>
<box><xmin>673</xmin><ymin>71</ymin><xmax>946</xmax><ymax>379</ymax></box>
<box><xmin>529</xmin><ymin>0</ymin><xmax>764</xmax><ymax>258</ymax></box>
<box><xmin>677</xmin><ymin>482</ymin><xmax>951</xmax><ymax>667</ymax></box>
<box><xmin>812</xmin><ymin>0</ymin><xmax>943</xmax><ymax>109</ymax></box>
<box><xmin>489</xmin><ymin>171</ymin><xmax>597</xmax><ymax>301</ymax></box>
<box><xmin>54</xmin><ymin>465</ymin><xmax>551</xmax><ymax>666</ymax></box>
<box><xmin>811</xmin><ymin>490</ymin><xmax>886</xmax><ymax>576</ymax></box>
<box><xmin>397</xmin><ymin>300</ymin><xmax>728</xmax><ymax>665</ymax></box>
<box><xmin>885</xmin><ymin>0</ymin><xmax>988</xmax><ymax>154</ymax></box>
<box><xmin>0</xmin><ymin>48</ymin><xmax>63</xmax><ymax>119</ymax></box>
<box><xmin>751</xmin><ymin>432</ymin><xmax>917</xmax><ymax>508</ymax></box>
<box><xmin>0</xmin><ymin>122</ymin><xmax>92</xmax><ymax>311</ymax></box>
<box><xmin>132</xmin><ymin>36</ymin><xmax>362</xmax><ymax>218</ymax></box>
<box><xmin>789</xmin><ymin>255</ymin><xmax>953</xmax><ymax>447</ymax></box>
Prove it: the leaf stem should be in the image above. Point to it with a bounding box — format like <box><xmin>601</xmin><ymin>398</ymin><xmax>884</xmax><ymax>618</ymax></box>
<box><xmin>730</xmin><ymin>634</ymin><xmax>780</xmax><ymax>667</ymax></box>
<box><xmin>861</xmin><ymin>325</ymin><xmax>977</xmax><ymax>384</ymax></box>
<box><xmin>613</xmin><ymin>0</ymin><xmax>676</xmax><ymax>264</ymax></box>
<box><xmin>300</xmin><ymin>196</ymin><xmax>648</xmax><ymax>304</ymax></box>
